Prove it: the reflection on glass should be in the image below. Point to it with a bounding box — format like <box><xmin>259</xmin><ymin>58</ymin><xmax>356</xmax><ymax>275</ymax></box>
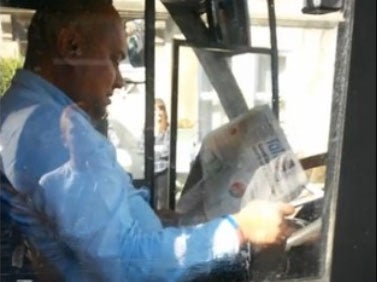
<box><xmin>155</xmin><ymin>0</ymin><xmax>346</xmax><ymax>280</ymax></box>
<box><xmin>0</xmin><ymin>0</ymin><xmax>352</xmax><ymax>281</ymax></box>
<box><xmin>107</xmin><ymin>18</ymin><xmax>146</xmax><ymax>180</ymax></box>
<box><xmin>107</xmin><ymin>76</ymin><xmax>146</xmax><ymax>180</ymax></box>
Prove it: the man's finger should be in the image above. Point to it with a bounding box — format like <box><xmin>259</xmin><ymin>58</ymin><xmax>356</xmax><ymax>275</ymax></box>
<box><xmin>279</xmin><ymin>203</ymin><xmax>295</xmax><ymax>216</ymax></box>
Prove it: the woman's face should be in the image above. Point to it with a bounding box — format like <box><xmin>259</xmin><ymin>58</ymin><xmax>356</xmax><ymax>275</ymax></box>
<box><xmin>155</xmin><ymin>105</ymin><xmax>163</xmax><ymax>131</ymax></box>
<box><xmin>155</xmin><ymin>103</ymin><xmax>167</xmax><ymax>133</ymax></box>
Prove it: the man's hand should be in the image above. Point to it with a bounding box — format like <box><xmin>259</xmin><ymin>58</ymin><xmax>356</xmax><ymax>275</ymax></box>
<box><xmin>232</xmin><ymin>200</ymin><xmax>295</xmax><ymax>246</ymax></box>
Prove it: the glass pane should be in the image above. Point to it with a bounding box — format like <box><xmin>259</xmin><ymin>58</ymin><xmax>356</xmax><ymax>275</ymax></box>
<box><xmin>156</xmin><ymin>0</ymin><xmax>347</xmax><ymax>280</ymax></box>
<box><xmin>0</xmin><ymin>0</ymin><xmax>353</xmax><ymax>281</ymax></box>
<box><xmin>107</xmin><ymin>17</ymin><xmax>146</xmax><ymax>180</ymax></box>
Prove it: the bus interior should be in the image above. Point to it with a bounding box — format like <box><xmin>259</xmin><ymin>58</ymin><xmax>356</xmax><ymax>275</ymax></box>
<box><xmin>0</xmin><ymin>0</ymin><xmax>375</xmax><ymax>281</ymax></box>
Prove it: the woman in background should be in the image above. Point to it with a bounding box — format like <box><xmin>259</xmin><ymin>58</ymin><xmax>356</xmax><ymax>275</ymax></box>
<box><xmin>154</xmin><ymin>98</ymin><xmax>170</xmax><ymax>209</ymax></box>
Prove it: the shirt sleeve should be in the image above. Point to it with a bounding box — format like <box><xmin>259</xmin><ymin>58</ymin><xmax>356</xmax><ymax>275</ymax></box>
<box><xmin>38</xmin><ymin>166</ymin><xmax>241</xmax><ymax>282</ymax></box>
<box><xmin>36</xmin><ymin>110</ymin><xmax>241</xmax><ymax>282</ymax></box>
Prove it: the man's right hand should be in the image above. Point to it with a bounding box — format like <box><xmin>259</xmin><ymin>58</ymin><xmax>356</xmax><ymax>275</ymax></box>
<box><xmin>232</xmin><ymin>200</ymin><xmax>295</xmax><ymax>246</ymax></box>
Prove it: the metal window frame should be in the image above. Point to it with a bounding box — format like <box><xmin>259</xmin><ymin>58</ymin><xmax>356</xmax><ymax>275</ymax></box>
<box><xmin>168</xmin><ymin>0</ymin><xmax>280</xmax><ymax>210</ymax></box>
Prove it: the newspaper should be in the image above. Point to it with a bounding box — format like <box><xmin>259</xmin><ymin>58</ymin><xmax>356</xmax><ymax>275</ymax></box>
<box><xmin>177</xmin><ymin>105</ymin><xmax>307</xmax><ymax>224</ymax></box>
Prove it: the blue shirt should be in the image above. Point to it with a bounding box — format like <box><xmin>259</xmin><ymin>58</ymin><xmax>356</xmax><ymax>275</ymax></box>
<box><xmin>0</xmin><ymin>70</ymin><xmax>241</xmax><ymax>282</ymax></box>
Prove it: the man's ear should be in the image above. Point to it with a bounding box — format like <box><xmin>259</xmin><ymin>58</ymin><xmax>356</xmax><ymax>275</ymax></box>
<box><xmin>56</xmin><ymin>27</ymin><xmax>83</xmax><ymax>61</ymax></box>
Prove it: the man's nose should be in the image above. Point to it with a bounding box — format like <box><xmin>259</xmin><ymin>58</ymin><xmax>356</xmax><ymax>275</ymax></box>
<box><xmin>113</xmin><ymin>68</ymin><xmax>125</xmax><ymax>89</ymax></box>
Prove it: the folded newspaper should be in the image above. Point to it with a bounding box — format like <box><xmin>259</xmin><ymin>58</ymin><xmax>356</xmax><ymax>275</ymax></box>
<box><xmin>177</xmin><ymin>105</ymin><xmax>308</xmax><ymax>225</ymax></box>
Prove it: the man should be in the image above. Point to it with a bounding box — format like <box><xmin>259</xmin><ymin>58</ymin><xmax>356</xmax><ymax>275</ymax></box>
<box><xmin>0</xmin><ymin>1</ymin><xmax>294</xmax><ymax>281</ymax></box>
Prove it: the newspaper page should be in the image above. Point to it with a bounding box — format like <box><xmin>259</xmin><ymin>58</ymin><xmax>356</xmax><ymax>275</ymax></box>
<box><xmin>177</xmin><ymin>105</ymin><xmax>307</xmax><ymax>224</ymax></box>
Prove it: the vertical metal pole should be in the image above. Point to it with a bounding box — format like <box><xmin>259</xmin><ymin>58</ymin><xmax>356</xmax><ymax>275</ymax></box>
<box><xmin>322</xmin><ymin>0</ymin><xmax>356</xmax><ymax>277</ymax></box>
<box><xmin>145</xmin><ymin>0</ymin><xmax>156</xmax><ymax>208</ymax></box>
<box><xmin>267</xmin><ymin>0</ymin><xmax>280</xmax><ymax>119</ymax></box>
<box><xmin>169</xmin><ymin>40</ymin><xmax>180</xmax><ymax>210</ymax></box>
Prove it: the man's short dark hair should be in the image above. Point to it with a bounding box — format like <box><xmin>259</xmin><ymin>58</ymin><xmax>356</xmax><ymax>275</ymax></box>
<box><xmin>24</xmin><ymin>0</ymin><xmax>114</xmax><ymax>68</ymax></box>
<box><xmin>37</xmin><ymin>0</ymin><xmax>112</xmax><ymax>11</ymax></box>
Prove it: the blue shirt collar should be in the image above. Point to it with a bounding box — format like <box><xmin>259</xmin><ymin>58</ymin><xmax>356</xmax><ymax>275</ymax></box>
<box><xmin>12</xmin><ymin>69</ymin><xmax>91</xmax><ymax>121</ymax></box>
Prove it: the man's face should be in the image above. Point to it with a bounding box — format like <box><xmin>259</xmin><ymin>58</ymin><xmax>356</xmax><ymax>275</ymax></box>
<box><xmin>70</xmin><ymin>8</ymin><xmax>126</xmax><ymax>121</ymax></box>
